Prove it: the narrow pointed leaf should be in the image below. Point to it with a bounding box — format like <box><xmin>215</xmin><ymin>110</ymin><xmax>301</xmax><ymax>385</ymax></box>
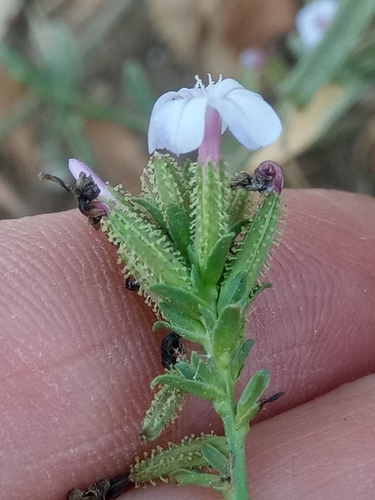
<box><xmin>198</xmin><ymin>305</ymin><xmax>215</xmax><ymax>331</ymax></box>
<box><xmin>174</xmin><ymin>361</ymin><xmax>196</xmax><ymax>380</ymax></box>
<box><xmin>236</xmin><ymin>369</ymin><xmax>270</xmax><ymax>428</ymax></box>
<box><xmin>151</xmin><ymin>283</ymin><xmax>207</xmax><ymax>318</ymax></box>
<box><xmin>190</xmin><ymin>351</ymin><xmax>216</xmax><ymax>386</ymax></box>
<box><xmin>230</xmin><ymin>339</ymin><xmax>254</xmax><ymax>380</ymax></box>
<box><xmin>152</xmin><ymin>374</ymin><xmax>222</xmax><ymax>401</ymax></box>
<box><xmin>202</xmin><ymin>443</ymin><xmax>230</xmax><ymax>479</ymax></box>
<box><xmin>212</xmin><ymin>304</ymin><xmax>245</xmax><ymax>368</ymax></box>
<box><xmin>202</xmin><ymin>232</ymin><xmax>236</xmax><ymax>287</ymax></box>
<box><xmin>224</xmin><ymin>193</ymin><xmax>280</xmax><ymax>299</ymax></box>
<box><xmin>218</xmin><ymin>271</ymin><xmax>247</xmax><ymax>311</ymax></box>
<box><xmin>157</xmin><ymin>304</ymin><xmax>206</xmax><ymax>344</ymax></box>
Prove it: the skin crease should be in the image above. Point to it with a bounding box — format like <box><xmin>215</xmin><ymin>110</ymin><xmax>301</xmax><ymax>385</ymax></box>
<box><xmin>1</xmin><ymin>189</ymin><xmax>375</xmax><ymax>499</ymax></box>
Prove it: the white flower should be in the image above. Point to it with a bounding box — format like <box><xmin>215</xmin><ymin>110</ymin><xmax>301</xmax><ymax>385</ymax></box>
<box><xmin>296</xmin><ymin>0</ymin><xmax>339</xmax><ymax>50</ymax></box>
<box><xmin>148</xmin><ymin>76</ymin><xmax>282</xmax><ymax>157</ymax></box>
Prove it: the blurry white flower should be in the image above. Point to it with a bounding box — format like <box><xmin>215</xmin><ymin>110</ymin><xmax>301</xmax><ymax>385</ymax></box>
<box><xmin>296</xmin><ymin>0</ymin><xmax>339</xmax><ymax>50</ymax></box>
<box><xmin>148</xmin><ymin>76</ymin><xmax>281</xmax><ymax>163</ymax></box>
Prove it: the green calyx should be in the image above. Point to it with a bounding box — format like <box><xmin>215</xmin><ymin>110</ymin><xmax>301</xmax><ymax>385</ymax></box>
<box><xmin>102</xmin><ymin>155</ymin><xmax>281</xmax><ymax>325</ymax></box>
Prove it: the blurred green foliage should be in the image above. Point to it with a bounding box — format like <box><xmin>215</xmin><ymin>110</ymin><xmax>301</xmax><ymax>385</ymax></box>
<box><xmin>0</xmin><ymin>0</ymin><xmax>375</xmax><ymax>182</ymax></box>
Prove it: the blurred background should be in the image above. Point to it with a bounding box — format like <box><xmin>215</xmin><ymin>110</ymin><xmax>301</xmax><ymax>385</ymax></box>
<box><xmin>0</xmin><ymin>0</ymin><xmax>375</xmax><ymax>219</ymax></box>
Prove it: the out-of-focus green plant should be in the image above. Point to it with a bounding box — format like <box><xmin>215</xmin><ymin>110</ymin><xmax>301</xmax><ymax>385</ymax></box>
<box><xmin>229</xmin><ymin>0</ymin><xmax>375</xmax><ymax>176</ymax></box>
<box><xmin>283</xmin><ymin>0</ymin><xmax>375</xmax><ymax>106</ymax></box>
<box><xmin>2</xmin><ymin>0</ymin><xmax>375</xmax><ymax>180</ymax></box>
<box><xmin>0</xmin><ymin>1</ymin><xmax>155</xmax><ymax>170</ymax></box>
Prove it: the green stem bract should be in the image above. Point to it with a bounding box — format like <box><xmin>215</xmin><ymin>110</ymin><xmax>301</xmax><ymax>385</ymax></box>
<box><xmin>193</xmin><ymin>162</ymin><xmax>230</xmax><ymax>271</ymax></box>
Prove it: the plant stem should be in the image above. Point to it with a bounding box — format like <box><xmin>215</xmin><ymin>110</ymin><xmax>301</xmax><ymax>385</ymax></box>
<box><xmin>216</xmin><ymin>370</ymin><xmax>250</xmax><ymax>500</ymax></box>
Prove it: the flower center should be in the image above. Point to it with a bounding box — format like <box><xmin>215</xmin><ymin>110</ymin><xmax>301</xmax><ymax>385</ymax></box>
<box><xmin>194</xmin><ymin>74</ymin><xmax>223</xmax><ymax>96</ymax></box>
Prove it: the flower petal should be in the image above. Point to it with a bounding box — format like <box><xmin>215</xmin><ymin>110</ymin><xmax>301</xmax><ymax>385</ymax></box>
<box><xmin>208</xmin><ymin>78</ymin><xmax>244</xmax><ymax>101</ymax></box>
<box><xmin>148</xmin><ymin>90</ymin><xmax>207</xmax><ymax>154</ymax></box>
<box><xmin>68</xmin><ymin>159</ymin><xmax>112</xmax><ymax>201</ymax></box>
<box><xmin>210</xmin><ymin>87</ymin><xmax>282</xmax><ymax>150</ymax></box>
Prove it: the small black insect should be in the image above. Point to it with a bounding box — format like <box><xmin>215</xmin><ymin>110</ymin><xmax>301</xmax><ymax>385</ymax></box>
<box><xmin>106</xmin><ymin>473</ymin><xmax>131</xmax><ymax>499</ymax></box>
<box><xmin>39</xmin><ymin>172</ymin><xmax>108</xmax><ymax>229</ymax></box>
<box><xmin>230</xmin><ymin>160</ymin><xmax>284</xmax><ymax>195</ymax></box>
<box><xmin>67</xmin><ymin>473</ymin><xmax>130</xmax><ymax>500</ymax></box>
<box><xmin>161</xmin><ymin>331</ymin><xmax>184</xmax><ymax>369</ymax></box>
<box><xmin>259</xmin><ymin>391</ymin><xmax>284</xmax><ymax>410</ymax></box>
<box><xmin>125</xmin><ymin>277</ymin><xmax>140</xmax><ymax>292</ymax></box>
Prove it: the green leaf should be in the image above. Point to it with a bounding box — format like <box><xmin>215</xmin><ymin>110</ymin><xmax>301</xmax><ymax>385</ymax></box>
<box><xmin>157</xmin><ymin>303</ymin><xmax>207</xmax><ymax>343</ymax></box>
<box><xmin>217</xmin><ymin>271</ymin><xmax>247</xmax><ymax>312</ymax></box>
<box><xmin>236</xmin><ymin>369</ymin><xmax>270</xmax><ymax>429</ymax></box>
<box><xmin>190</xmin><ymin>262</ymin><xmax>204</xmax><ymax>293</ymax></box>
<box><xmin>166</xmin><ymin>204</ymin><xmax>191</xmax><ymax>259</ymax></box>
<box><xmin>174</xmin><ymin>362</ymin><xmax>196</xmax><ymax>380</ymax></box>
<box><xmin>123</xmin><ymin>59</ymin><xmax>156</xmax><ymax>115</ymax></box>
<box><xmin>223</xmin><ymin>193</ymin><xmax>280</xmax><ymax>300</ymax></box>
<box><xmin>190</xmin><ymin>352</ymin><xmax>216</xmax><ymax>386</ymax></box>
<box><xmin>282</xmin><ymin>0</ymin><xmax>375</xmax><ymax>106</ymax></box>
<box><xmin>197</xmin><ymin>304</ymin><xmax>216</xmax><ymax>331</ymax></box>
<box><xmin>202</xmin><ymin>443</ymin><xmax>230</xmax><ymax>480</ymax></box>
<box><xmin>188</xmin><ymin>245</ymin><xmax>200</xmax><ymax>268</ymax></box>
<box><xmin>230</xmin><ymin>339</ymin><xmax>254</xmax><ymax>380</ymax></box>
<box><xmin>131</xmin><ymin>197</ymin><xmax>167</xmax><ymax>230</ymax></box>
<box><xmin>212</xmin><ymin>304</ymin><xmax>245</xmax><ymax>368</ymax></box>
<box><xmin>152</xmin><ymin>374</ymin><xmax>222</xmax><ymax>401</ymax></box>
<box><xmin>202</xmin><ymin>232</ymin><xmax>236</xmax><ymax>288</ymax></box>
<box><xmin>150</xmin><ymin>283</ymin><xmax>207</xmax><ymax>319</ymax></box>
